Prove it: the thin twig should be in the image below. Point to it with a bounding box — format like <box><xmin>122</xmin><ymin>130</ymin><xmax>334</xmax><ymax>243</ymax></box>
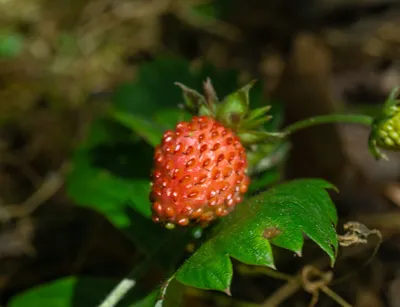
<box><xmin>185</xmin><ymin>287</ymin><xmax>260</xmax><ymax>307</ymax></box>
<box><xmin>1</xmin><ymin>153</ymin><xmax>42</xmax><ymax>187</ymax></box>
<box><xmin>4</xmin><ymin>162</ymin><xmax>69</xmax><ymax>217</ymax></box>
<box><xmin>321</xmin><ymin>286</ymin><xmax>352</xmax><ymax>307</ymax></box>
<box><xmin>236</xmin><ymin>264</ymin><xmax>291</xmax><ymax>281</ymax></box>
<box><xmin>261</xmin><ymin>277</ymin><xmax>302</xmax><ymax>307</ymax></box>
<box><xmin>333</xmin><ymin>222</ymin><xmax>382</xmax><ymax>285</ymax></box>
<box><xmin>255</xmin><ymin>221</ymin><xmax>382</xmax><ymax>306</ymax></box>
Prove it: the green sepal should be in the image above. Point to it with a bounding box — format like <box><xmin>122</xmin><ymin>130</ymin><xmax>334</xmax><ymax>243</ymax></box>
<box><xmin>237</xmin><ymin>130</ymin><xmax>286</xmax><ymax>146</ymax></box>
<box><xmin>240</xmin><ymin>115</ymin><xmax>273</xmax><ymax>131</ymax></box>
<box><xmin>216</xmin><ymin>80</ymin><xmax>256</xmax><ymax>128</ymax></box>
<box><xmin>203</xmin><ymin>78</ymin><xmax>219</xmax><ymax>107</ymax></box>
<box><xmin>239</xmin><ymin>105</ymin><xmax>272</xmax><ymax>130</ymax></box>
<box><xmin>175</xmin><ymin>82</ymin><xmax>206</xmax><ymax>114</ymax></box>
<box><xmin>382</xmin><ymin>86</ymin><xmax>400</xmax><ymax>116</ymax></box>
<box><xmin>368</xmin><ymin>131</ymin><xmax>388</xmax><ymax>161</ymax></box>
<box><xmin>247</xmin><ymin>105</ymin><xmax>272</xmax><ymax>121</ymax></box>
<box><xmin>199</xmin><ymin>104</ymin><xmax>216</xmax><ymax>117</ymax></box>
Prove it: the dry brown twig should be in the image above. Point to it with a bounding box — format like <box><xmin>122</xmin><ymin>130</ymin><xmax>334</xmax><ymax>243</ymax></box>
<box><xmin>236</xmin><ymin>222</ymin><xmax>382</xmax><ymax>307</ymax></box>
<box><xmin>2</xmin><ymin>162</ymin><xmax>70</xmax><ymax>219</ymax></box>
<box><xmin>338</xmin><ymin>221</ymin><xmax>382</xmax><ymax>247</ymax></box>
<box><xmin>0</xmin><ymin>162</ymin><xmax>70</xmax><ymax>257</ymax></box>
<box><xmin>1</xmin><ymin>152</ymin><xmax>42</xmax><ymax>188</ymax></box>
<box><xmin>257</xmin><ymin>264</ymin><xmax>352</xmax><ymax>307</ymax></box>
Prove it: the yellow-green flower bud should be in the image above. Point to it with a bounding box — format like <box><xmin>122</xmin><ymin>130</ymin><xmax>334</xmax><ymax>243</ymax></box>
<box><xmin>368</xmin><ymin>87</ymin><xmax>400</xmax><ymax>160</ymax></box>
<box><xmin>375</xmin><ymin>112</ymin><xmax>400</xmax><ymax>149</ymax></box>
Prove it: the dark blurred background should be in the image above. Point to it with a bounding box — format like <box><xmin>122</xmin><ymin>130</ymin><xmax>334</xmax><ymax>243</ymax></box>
<box><xmin>2</xmin><ymin>0</ymin><xmax>400</xmax><ymax>306</ymax></box>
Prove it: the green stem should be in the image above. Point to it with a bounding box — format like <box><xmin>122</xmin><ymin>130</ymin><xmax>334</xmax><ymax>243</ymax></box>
<box><xmin>98</xmin><ymin>230</ymin><xmax>189</xmax><ymax>307</ymax></box>
<box><xmin>98</xmin><ymin>279</ymin><xmax>136</xmax><ymax>307</ymax></box>
<box><xmin>321</xmin><ymin>286</ymin><xmax>352</xmax><ymax>307</ymax></box>
<box><xmin>283</xmin><ymin>114</ymin><xmax>373</xmax><ymax>135</ymax></box>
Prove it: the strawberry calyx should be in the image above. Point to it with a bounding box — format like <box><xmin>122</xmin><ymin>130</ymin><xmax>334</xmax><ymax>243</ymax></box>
<box><xmin>175</xmin><ymin>79</ymin><xmax>285</xmax><ymax>147</ymax></box>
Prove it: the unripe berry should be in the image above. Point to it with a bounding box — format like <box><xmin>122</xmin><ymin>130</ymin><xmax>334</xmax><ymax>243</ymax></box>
<box><xmin>375</xmin><ymin>111</ymin><xmax>400</xmax><ymax>149</ymax></box>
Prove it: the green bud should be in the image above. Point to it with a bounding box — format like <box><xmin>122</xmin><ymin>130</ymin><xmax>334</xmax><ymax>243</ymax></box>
<box><xmin>375</xmin><ymin>112</ymin><xmax>400</xmax><ymax>149</ymax></box>
<box><xmin>368</xmin><ymin>87</ymin><xmax>400</xmax><ymax>160</ymax></box>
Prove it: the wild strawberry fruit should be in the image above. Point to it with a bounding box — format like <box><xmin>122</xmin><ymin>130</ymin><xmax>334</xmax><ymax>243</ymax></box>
<box><xmin>150</xmin><ymin>79</ymin><xmax>283</xmax><ymax>228</ymax></box>
<box><xmin>151</xmin><ymin>116</ymin><xmax>250</xmax><ymax>227</ymax></box>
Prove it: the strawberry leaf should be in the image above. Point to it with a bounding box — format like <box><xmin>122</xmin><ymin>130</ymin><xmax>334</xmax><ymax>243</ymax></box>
<box><xmin>175</xmin><ymin>179</ymin><xmax>338</xmax><ymax>292</ymax></box>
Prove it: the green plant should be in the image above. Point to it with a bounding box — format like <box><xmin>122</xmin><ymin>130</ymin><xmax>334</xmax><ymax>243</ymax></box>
<box><xmin>9</xmin><ymin>56</ymin><xmax>398</xmax><ymax>307</ymax></box>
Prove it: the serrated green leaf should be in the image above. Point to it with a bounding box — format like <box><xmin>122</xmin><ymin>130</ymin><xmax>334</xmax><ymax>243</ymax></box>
<box><xmin>153</xmin><ymin>278</ymin><xmax>185</xmax><ymax>307</ymax></box>
<box><xmin>175</xmin><ymin>179</ymin><xmax>338</xmax><ymax>292</ymax></box>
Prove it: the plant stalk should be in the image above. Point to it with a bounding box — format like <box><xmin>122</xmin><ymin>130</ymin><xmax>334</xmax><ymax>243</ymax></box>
<box><xmin>98</xmin><ymin>279</ymin><xmax>136</xmax><ymax>307</ymax></box>
<box><xmin>283</xmin><ymin>114</ymin><xmax>373</xmax><ymax>136</ymax></box>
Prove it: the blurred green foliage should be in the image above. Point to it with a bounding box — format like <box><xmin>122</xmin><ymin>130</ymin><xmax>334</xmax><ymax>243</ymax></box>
<box><xmin>10</xmin><ymin>277</ymin><xmax>141</xmax><ymax>307</ymax></box>
<box><xmin>0</xmin><ymin>30</ymin><xmax>24</xmax><ymax>58</ymax></box>
<box><xmin>9</xmin><ymin>54</ymin><xmax>338</xmax><ymax>306</ymax></box>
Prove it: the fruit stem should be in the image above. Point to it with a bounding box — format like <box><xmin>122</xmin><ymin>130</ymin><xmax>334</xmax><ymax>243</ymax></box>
<box><xmin>283</xmin><ymin>114</ymin><xmax>373</xmax><ymax>135</ymax></box>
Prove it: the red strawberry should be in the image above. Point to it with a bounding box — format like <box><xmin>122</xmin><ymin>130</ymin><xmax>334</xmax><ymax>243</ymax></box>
<box><xmin>150</xmin><ymin>79</ymin><xmax>281</xmax><ymax>228</ymax></box>
<box><xmin>150</xmin><ymin>116</ymin><xmax>250</xmax><ymax>227</ymax></box>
